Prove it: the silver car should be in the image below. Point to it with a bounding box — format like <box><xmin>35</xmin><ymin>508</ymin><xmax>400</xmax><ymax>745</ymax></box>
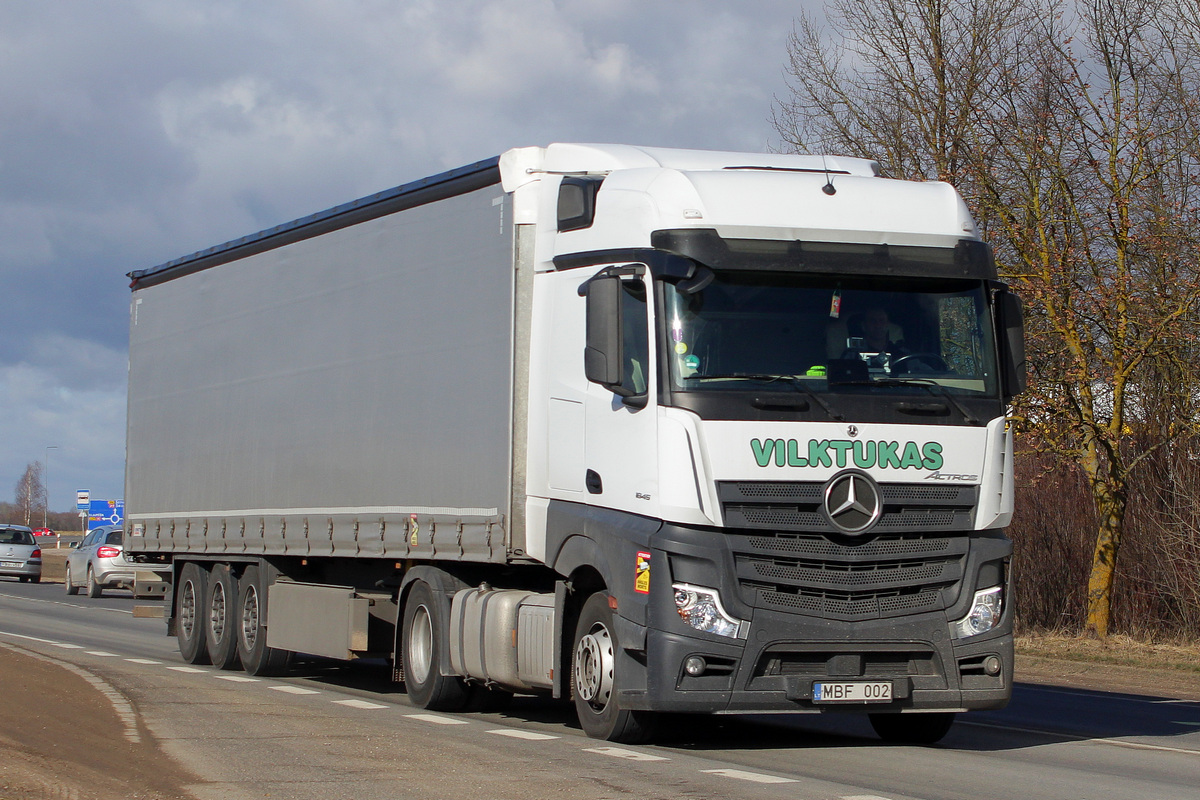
<box><xmin>0</xmin><ymin>524</ymin><xmax>43</xmax><ymax>583</ymax></box>
<box><xmin>65</xmin><ymin>525</ymin><xmax>138</xmax><ymax>597</ymax></box>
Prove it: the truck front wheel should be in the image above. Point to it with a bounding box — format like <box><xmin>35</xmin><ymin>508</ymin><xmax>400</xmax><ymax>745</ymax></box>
<box><xmin>176</xmin><ymin>562</ymin><xmax>211</xmax><ymax>665</ymax></box>
<box><xmin>572</xmin><ymin>593</ymin><xmax>656</xmax><ymax>743</ymax></box>
<box><xmin>401</xmin><ymin>580</ymin><xmax>469</xmax><ymax>711</ymax></box>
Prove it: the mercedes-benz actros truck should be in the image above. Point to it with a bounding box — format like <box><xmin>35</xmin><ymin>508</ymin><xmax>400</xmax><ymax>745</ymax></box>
<box><xmin>124</xmin><ymin>143</ymin><xmax>1026</xmax><ymax>743</ymax></box>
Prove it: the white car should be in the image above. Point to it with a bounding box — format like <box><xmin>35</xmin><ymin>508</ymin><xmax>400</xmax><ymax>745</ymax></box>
<box><xmin>0</xmin><ymin>524</ymin><xmax>42</xmax><ymax>583</ymax></box>
<box><xmin>65</xmin><ymin>526</ymin><xmax>139</xmax><ymax>597</ymax></box>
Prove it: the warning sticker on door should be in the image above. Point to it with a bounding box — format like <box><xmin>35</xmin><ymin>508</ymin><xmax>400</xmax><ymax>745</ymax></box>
<box><xmin>635</xmin><ymin>551</ymin><xmax>651</xmax><ymax>594</ymax></box>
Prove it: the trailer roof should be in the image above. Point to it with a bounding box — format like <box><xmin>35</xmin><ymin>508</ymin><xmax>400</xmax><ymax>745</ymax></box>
<box><xmin>128</xmin><ymin>156</ymin><xmax>502</xmax><ymax>289</ymax></box>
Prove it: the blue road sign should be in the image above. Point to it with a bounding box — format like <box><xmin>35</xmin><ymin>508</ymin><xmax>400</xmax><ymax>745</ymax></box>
<box><xmin>87</xmin><ymin>499</ymin><xmax>125</xmax><ymax>530</ymax></box>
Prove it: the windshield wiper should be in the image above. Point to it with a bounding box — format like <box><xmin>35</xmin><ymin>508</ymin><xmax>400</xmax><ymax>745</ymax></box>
<box><xmin>879</xmin><ymin>378</ymin><xmax>980</xmax><ymax>426</ymax></box>
<box><xmin>688</xmin><ymin>373</ymin><xmax>843</xmax><ymax>420</ymax></box>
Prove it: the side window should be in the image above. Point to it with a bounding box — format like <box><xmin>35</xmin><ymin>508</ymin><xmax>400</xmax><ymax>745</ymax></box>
<box><xmin>107</xmin><ymin>531</ymin><xmax>123</xmax><ymax>545</ymax></box>
<box><xmin>619</xmin><ymin>279</ymin><xmax>648</xmax><ymax>396</ymax></box>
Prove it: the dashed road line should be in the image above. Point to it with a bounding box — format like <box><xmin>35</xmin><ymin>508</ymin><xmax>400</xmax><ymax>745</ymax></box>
<box><xmin>167</xmin><ymin>666</ymin><xmax>206</xmax><ymax>673</ymax></box>
<box><xmin>333</xmin><ymin>699</ymin><xmax>389</xmax><ymax>709</ymax></box>
<box><xmin>125</xmin><ymin>658</ymin><xmax>162</xmax><ymax>664</ymax></box>
<box><xmin>486</xmin><ymin>729</ymin><xmax>558</xmax><ymax>740</ymax></box>
<box><xmin>214</xmin><ymin>674</ymin><xmax>261</xmax><ymax>682</ymax></box>
<box><xmin>403</xmin><ymin>713</ymin><xmax>470</xmax><ymax>725</ymax></box>
<box><xmin>584</xmin><ymin>746</ymin><xmax>669</xmax><ymax>761</ymax></box>
<box><xmin>85</xmin><ymin>650</ymin><xmax>120</xmax><ymax>657</ymax></box>
<box><xmin>701</xmin><ymin>769</ymin><xmax>798</xmax><ymax>784</ymax></box>
<box><xmin>270</xmin><ymin>685</ymin><xmax>320</xmax><ymax>695</ymax></box>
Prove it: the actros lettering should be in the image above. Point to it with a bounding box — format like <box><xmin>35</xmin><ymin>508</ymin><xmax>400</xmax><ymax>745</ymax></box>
<box><xmin>750</xmin><ymin>438</ymin><xmax>944</xmax><ymax>471</ymax></box>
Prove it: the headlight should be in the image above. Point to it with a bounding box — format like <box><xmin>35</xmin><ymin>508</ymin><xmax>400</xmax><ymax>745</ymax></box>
<box><xmin>673</xmin><ymin>583</ymin><xmax>747</xmax><ymax>639</ymax></box>
<box><xmin>953</xmin><ymin>586</ymin><xmax>1003</xmax><ymax>638</ymax></box>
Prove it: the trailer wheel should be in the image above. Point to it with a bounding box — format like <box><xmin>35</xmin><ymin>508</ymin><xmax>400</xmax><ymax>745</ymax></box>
<box><xmin>205</xmin><ymin>564</ymin><xmax>242</xmax><ymax>670</ymax></box>
<box><xmin>235</xmin><ymin>564</ymin><xmax>290</xmax><ymax>676</ymax></box>
<box><xmin>64</xmin><ymin>564</ymin><xmax>79</xmax><ymax>595</ymax></box>
<box><xmin>401</xmin><ymin>580</ymin><xmax>469</xmax><ymax>710</ymax></box>
<box><xmin>571</xmin><ymin>592</ymin><xmax>656</xmax><ymax>743</ymax></box>
<box><xmin>176</xmin><ymin>562</ymin><xmax>211</xmax><ymax>665</ymax></box>
<box><xmin>869</xmin><ymin>712</ymin><xmax>956</xmax><ymax>744</ymax></box>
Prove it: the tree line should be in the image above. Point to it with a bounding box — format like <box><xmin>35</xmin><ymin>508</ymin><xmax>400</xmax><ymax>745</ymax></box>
<box><xmin>774</xmin><ymin>0</ymin><xmax>1200</xmax><ymax>638</ymax></box>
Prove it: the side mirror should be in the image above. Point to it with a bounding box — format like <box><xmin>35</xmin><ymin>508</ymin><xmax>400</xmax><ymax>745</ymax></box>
<box><xmin>998</xmin><ymin>290</ymin><xmax>1027</xmax><ymax>399</ymax></box>
<box><xmin>583</xmin><ymin>275</ymin><xmax>627</xmax><ymax>392</ymax></box>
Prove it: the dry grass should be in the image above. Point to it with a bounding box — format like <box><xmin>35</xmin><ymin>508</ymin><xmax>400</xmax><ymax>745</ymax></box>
<box><xmin>1017</xmin><ymin>631</ymin><xmax>1200</xmax><ymax>674</ymax></box>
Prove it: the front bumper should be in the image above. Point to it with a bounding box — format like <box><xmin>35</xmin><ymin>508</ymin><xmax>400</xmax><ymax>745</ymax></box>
<box><xmin>623</xmin><ymin>608</ymin><xmax>1011</xmax><ymax>714</ymax></box>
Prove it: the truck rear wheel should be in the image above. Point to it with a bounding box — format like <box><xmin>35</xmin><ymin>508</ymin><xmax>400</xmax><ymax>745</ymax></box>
<box><xmin>401</xmin><ymin>579</ymin><xmax>469</xmax><ymax>710</ymax></box>
<box><xmin>869</xmin><ymin>712</ymin><xmax>956</xmax><ymax>744</ymax></box>
<box><xmin>205</xmin><ymin>564</ymin><xmax>242</xmax><ymax>670</ymax></box>
<box><xmin>235</xmin><ymin>564</ymin><xmax>290</xmax><ymax>676</ymax></box>
<box><xmin>572</xmin><ymin>592</ymin><xmax>656</xmax><ymax>743</ymax></box>
<box><xmin>176</xmin><ymin>562</ymin><xmax>211</xmax><ymax>665</ymax></box>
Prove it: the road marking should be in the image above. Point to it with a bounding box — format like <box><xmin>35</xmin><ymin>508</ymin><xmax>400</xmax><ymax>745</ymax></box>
<box><xmin>403</xmin><ymin>713</ymin><xmax>470</xmax><ymax>725</ymax></box>
<box><xmin>167</xmin><ymin>666</ymin><xmax>206</xmax><ymax>673</ymax></box>
<box><xmin>486</xmin><ymin>729</ymin><xmax>559</xmax><ymax>740</ymax></box>
<box><xmin>270</xmin><ymin>685</ymin><xmax>321</xmax><ymax>695</ymax></box>
<box><xmin>51</xmin><ymin>642</ymin><xmax>83</xmax><ymax>649</ymax></box>
<box><xmin>85</xmin><ymin>650</ymin><xmax>120</xmax><ymax>657</ymax></box>
<box><xmin>583</xmin><ymin>746</ymin><xmax>669</xmax><ymax>762</ymax></box>
<box><xmin>843</xmin><ymin>796</ymin><xmax>897</xmax><ymax>800</ymax></box>
<box><xmin>701</xmin><ymin>769</ymin><xmax>797</xmax><ymax>784</ymax></box>
<box><xmin>125</xmin><ymin>658</ymin><xmax>162</xmax><ymax>665</ymax></box>
<box><xmin>214</xmin><ymin>675</ymin><xmax>261</xmax><ymax>683</ymax></box>
<box><xmin>333</xmin><ymin>699</ymin><xmax>389</xmax><ymax>709</ymax></box>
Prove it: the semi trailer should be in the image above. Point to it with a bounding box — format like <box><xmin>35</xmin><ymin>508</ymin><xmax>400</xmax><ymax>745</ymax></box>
<box><xmin>124</xmin><ymin>142</ymin><xmax>1026</xmax><ymax>743</ymax></box>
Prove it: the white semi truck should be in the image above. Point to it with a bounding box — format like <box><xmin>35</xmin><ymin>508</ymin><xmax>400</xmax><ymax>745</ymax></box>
<box><xmin>125</xmin><ymin>143</ymin><xmax>1026</xmax><ymax>744</ymax></box>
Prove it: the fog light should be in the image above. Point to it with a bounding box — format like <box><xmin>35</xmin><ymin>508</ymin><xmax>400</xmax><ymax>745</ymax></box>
<box><xmin>684</xmin><ymin>655</ymin><xmax>707</xmax><ymax>676</ymax></box>
<box><xmin>953</xmin><ymin>586</ymin><xmax>1003</xmax><ymax>638</ymax></box>
<box><xmin>984</xmin><ymin>655</ymin><xmax>1002</xmax><ymax>676</ymax></box>
<box><xmin>673</xmin><ymin>583</ymin><xmax>747</xmax><ymax>639</ymax></box>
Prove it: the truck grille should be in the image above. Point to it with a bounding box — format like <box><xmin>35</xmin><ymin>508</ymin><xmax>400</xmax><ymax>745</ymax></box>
<box><xmin>721</xmin><ymin>480</ymin><xmax>973</xmax><ymax>620</ymax></box>
<box><xmin>718</xmin><ymin>481</ymin><xmax>976</xmax><ymax>533</ymax></box>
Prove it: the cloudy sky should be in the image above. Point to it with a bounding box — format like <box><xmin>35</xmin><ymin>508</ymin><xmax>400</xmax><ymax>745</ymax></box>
<box><xmin>1</xmin><ymin>0</ymin><xmax>819</xmax><ymax>513</ymax></box>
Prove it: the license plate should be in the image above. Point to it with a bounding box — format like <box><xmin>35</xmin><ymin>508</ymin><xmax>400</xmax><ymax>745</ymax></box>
<box><xmin>813</xmin><ymin>681</ymin><xmax>893</xmax><ymax>703</ymax></box>
<box><xmin>0</xmin><ymin>561</ymin><xmax>21</xmax><ymax>568</ymax></box>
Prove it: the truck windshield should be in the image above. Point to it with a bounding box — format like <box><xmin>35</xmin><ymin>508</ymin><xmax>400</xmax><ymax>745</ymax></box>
<box><xmin>663</xmin><ymin>271</ymin><xmax>1000</xmax><ymax>398</ymax></box>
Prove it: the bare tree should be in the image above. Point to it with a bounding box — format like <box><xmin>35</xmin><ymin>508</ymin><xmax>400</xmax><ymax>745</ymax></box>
<box><xmin>774</xmin><ymin>0</ymin><xmax>1200</xmax><ymax>638</ymax></box>
<box><xmin>13</xmin><ymin>461</ymin><xmax>47</xmax><ymax>527</ymax></box>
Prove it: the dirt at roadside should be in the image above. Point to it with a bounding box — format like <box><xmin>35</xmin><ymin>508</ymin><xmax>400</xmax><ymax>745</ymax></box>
<box><xmin>0</xmin><ymin>644</ymin><xmax>198</xmax><ymax>800</ymax></box>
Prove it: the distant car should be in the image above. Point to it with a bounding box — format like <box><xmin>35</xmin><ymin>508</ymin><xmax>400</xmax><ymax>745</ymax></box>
<box><xmin>65</xmin><ymin>525</ymin><xmax>138</xmax><ymax>597</ymax></box>
<box><xmin>32</xmin><ymin>528</ymin><xmax>55</xmax><ymax>537</ymax></box>
<box><xmin>0</xmin><ymin>524</ymin><xmax>43</xmax><ymax>583</ymax></box>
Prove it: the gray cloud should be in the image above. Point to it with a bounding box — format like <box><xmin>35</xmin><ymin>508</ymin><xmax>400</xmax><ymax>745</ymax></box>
<box><xmin>0</xmin><ymin>0</ymin><xmax>815</xmax><ymax>509</ymax></box>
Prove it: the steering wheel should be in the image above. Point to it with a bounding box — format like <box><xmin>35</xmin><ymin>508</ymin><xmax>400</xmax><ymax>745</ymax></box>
<box><xmin>891</xmin><ymin>353</ymin><xmax>949</xmax><ymax>372</ymax></box>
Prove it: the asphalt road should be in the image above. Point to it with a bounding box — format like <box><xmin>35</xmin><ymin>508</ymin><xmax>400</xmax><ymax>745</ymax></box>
<box><xmin>2</xmin><ymin>578</ymin><xmax>1199</xmax><ymax>800</ymax></box>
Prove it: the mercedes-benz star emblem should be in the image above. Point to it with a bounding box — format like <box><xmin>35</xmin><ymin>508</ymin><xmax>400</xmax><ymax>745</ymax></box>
<box><xmin>823</xmin><ymin>470</ymin><xmax>883</xmax><ymax>535</ymax></box>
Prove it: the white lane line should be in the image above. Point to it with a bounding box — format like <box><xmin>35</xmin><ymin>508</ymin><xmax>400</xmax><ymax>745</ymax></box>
<box><xmin>701</xmin><ymin>769</ymin><xmax>797</xmax><ymax>784</ymax></box>
<box><xmin>51</xmin><ymin>642</ymin><xmax>83</xmax><ymax>649</ymax></box>
<box><xmin>126</xmin><ymin>658</ymin><xmax>162</xmax><ymax>665</ymax></box>
<box><xmin>214</xmin><ymin>675</ymin><xmax>261</xmax><ymax>683</ymax></box>
<box><xmin>167</xmin><ymin>666</ymin><xmax>206</xmax><ymax>673</ymax></box>
<box><xmin>486</xmin><ymin>729</ymin><xmax>559</xmax><ymax>741</ymax></box>
<box><xmin>403</xmin><ymin>713</ymin><xmax>470</xmax><ymax>725</ymax></box>
<box><xmin>85</xmin><ymin>650</ymin><xmax>120</xmax><ymax>657</ymax></box>
<box><xmin>333</xmin><ymin>699</ymin><xmax>389</xmax><ymax>710</ymax></box>
<box><xmin>270</xmin><ymin>685</ymin><xmax>321</xmax><ymax>695</ymax></box>
<box><xmin>583</xmin><ymin>746</ymin><xmax>669</xmax><ymax>762</ymax></box>
<box><xmin>843</xmin><ymin>796</ymin><xmax>897</xmax><ymax>800</ymax></box>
